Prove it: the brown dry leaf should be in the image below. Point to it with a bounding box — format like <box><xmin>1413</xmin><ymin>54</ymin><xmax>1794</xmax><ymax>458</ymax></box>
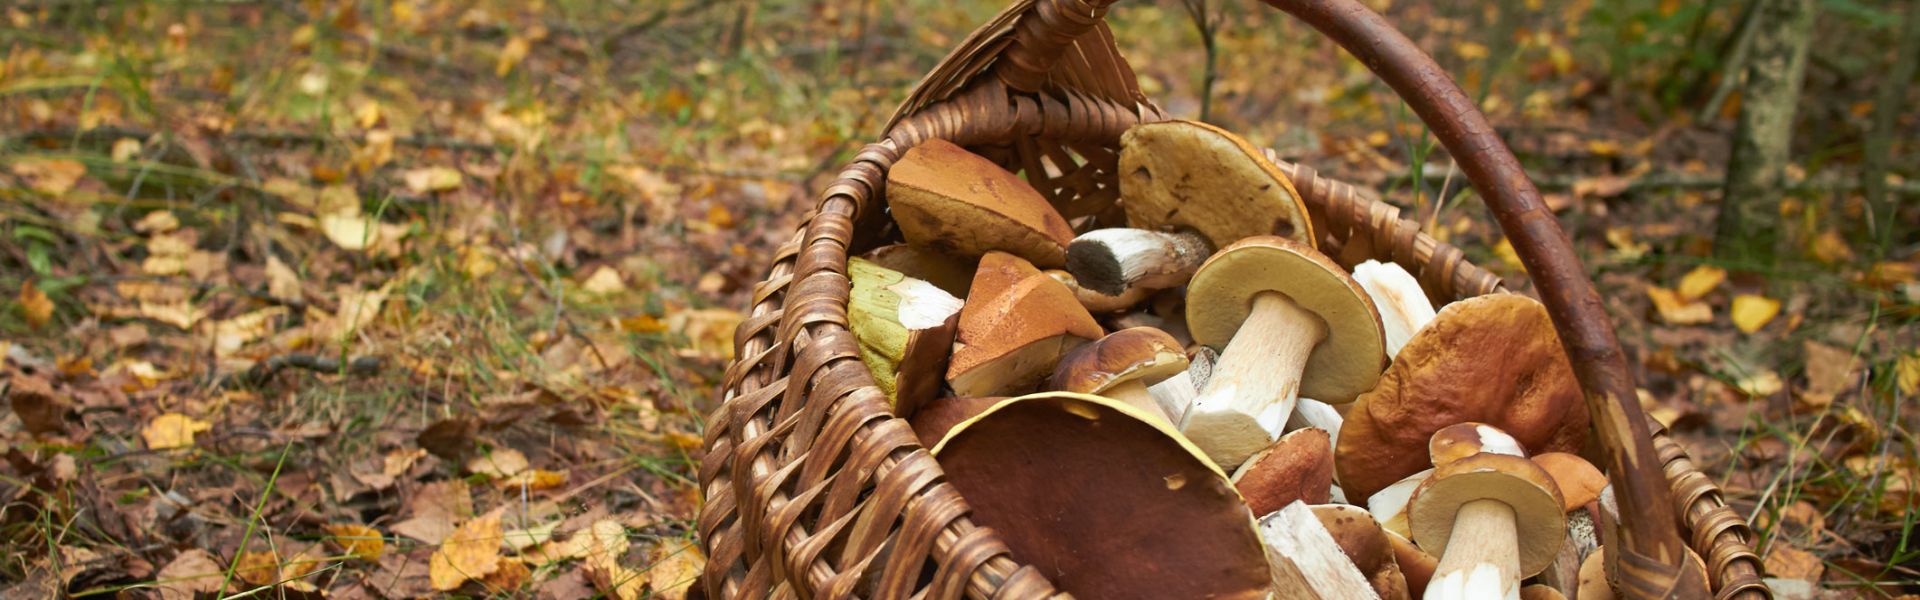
<box><xmin>403</xmin><ymin>166</ymin><xmax>463</xmax><ymax>193</ymax></box>
<box><xmin>155</xmin><ymin>549</ymin><xmax>224</xmax><ymax>600</ymax></box>
<box><xmin>10</xmin><ymin>157</ymin><xmax>86</xmax><ymax>196</ymax></box>
<box><xmin>233</xmin><ymin>550</ymin><xmax>282</xmax><ymax>586</ymax></box>
<box><xmin>213</xmin><ymin>307</ymin><xmax>288</xmax><ymax>357</ymax></box>
<box><xmin>645</xmin><ymin>538</ymin><xmax>704</xmax><ymax>600</ymax></box>
<box><xmin>586</xmin><ymin>562</ymin><xmax>647</xmax><ymax>600</ymax></box>
<box><xmin>528</xmin><ymin>519</ymin><xmax>626</xmax><ymax>566</ymax></box>
<box><xmin>326</xmin><ymin>284</ymin><xmax>391</xmax><ymax>340</ymax></box>
<box><xmin>479</xmin><ymin>556</ymin><xmax>531</xmax><ymax>591</ymax></box>
<box><xmin>7</xmin><ymin>374</ymin><xmax>67</xmax><ymax>435</ymax></box>
<box><xmin>18</xmin><ymin>281</ymin><xmax>54</xmax><ymax>329</ymax></box>
<box><xmin>142</xmin><ymin>413</ymin><xmax>211</xmax><ymax>449</ymax></box>
<box><xmin>1676</xmin><ymin>265</ymin><xmax>1727</xmax><ymax>301</ymax></box>
<box><xmin>1809</xmin><ymin>229</ymin><xmax>1855</xmax><ymax>265</ymax></box>
<box><xmin>497</xmin><ymin>469</ymin><xmax>568</xmax><ymax>491</ymax></box>
<box><xmin>429</xmin><ymin>513</ymin><xmax>503</xmax><ymax>591</ymax></box>
<box><xmin>265</xmin><ymin>255</ymin><xmax>303</xmax><ymax>303</ymax></box>
<box><xmin>465</xmin><ymin>448</ymin><xmax>530</xmax><ymax>479</ymax></box>
<box><xmin>1801</xmin><ymin>341</ymin><xmax>1859</xmax><ymax>408</ymax></box>
<box><xmin>1730</xmin><ymin>294</ymin><xmax>1781</xmax><ymax>334</ymax></box>
<box><xmin>326</xmin><ymin>524</ymin><xmax>386</xmax><ymax>560</ymax></box>
<box><xmin>1763</xmin><ymin>542</ymin><xmax>1824</xmax><ymax>581</ymax></box>
<box><xmin>393</xmin><ymin>480</ymin><xmax>473</xmax><ymax>544</ymax></box>
<box><xmin>1647</xmin><ymin>286</ymin><xmax>1712</xmax><ymax>325</ymax></box>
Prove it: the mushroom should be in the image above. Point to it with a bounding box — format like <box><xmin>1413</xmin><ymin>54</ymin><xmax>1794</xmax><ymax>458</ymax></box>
<box><xmin>1182</xmin><ymin>236</ymin><xmax>1386</xmax><ymax>468</ymax></box>
<box><xmin>849</xmin><ymin>257</ymin><xmax>964</xmax><ymax>416</ymax></box>
<box><xmin>1576</xmin><ymin>547</ymin><xmax>1614</xmax><ymax>600</ymax></box>
<box><xmin>1408</xmin><ymin>453</ymin><xmax>1566</xmax><ymax>600</ymax></box>
<box><xmin>1148</xmin><ymin>346</ymin><xmax>1213</xmax><ymax>425</ymax></box>
<box><xmin>861</xmin><ymin>243</ymin><xmax>975</xmax><ymax>297</ymax></box>
<box><xmin>1386</xmin><ymin>531</ymin><xmax>1438</xmax><ymax>598</ymax></box>
<box><xmin>1335</xmin><ymin>293</ymin><xmax>1589</xmax><ymax>501</ymax></box>
<box><xmin>1428</xmin><ymin>422</ymin><xmax>1526</xmax><ymax>468</ymax></box>
<box><xmin>886</xmin><ymin>139</ymin><xmax>1075</xmax><ymax>268</ymax></box>
<box><xmin>1049</xmin><ymin>327</ymin><xmax>1189</xmax><ymax>423</ymax></box>
<box><xmin>931</xmin><ymin>392</ymin><xmax>1271</xmax><ymax>599</ymax></box>
<box><xmin>1367</xmin><ymin>468</ymin><xmax>1433</xmax><ymax>539</ymax></box>
<box><xmin>1531</xmin><ymin>452</ymin><xmax>1609</xmax><ymax>598</ymax></box>
<box><xmin>1288</xmin><ymin>398</ymin><xmax>1345</xmax><ymax>448</ymax></box>
<box><xmin>907</xmin><ymin>396</ymin><xmax>1007</xmax><ymax>448</ymax></box>
<box><xmin>1230</xmin><ymin>427</ymin><xmax>1333</xmax><ymax>516</ymax></box>
<box><xmin>1065</xmin><ymin>227</ymin><xmax>1213</xmax><ymax>296</ymax></box>
<box><xmin>1046</xmin><ymin>269</ymin><xmax>1153</xmax><ymax>314</ymax></box>
<box><xmin>1258</xmin><ymin>501</ymin><xmax>1382</xmax><ymax>598</ymax></box>
<box><xmin>1519</xmin><ymin>584</ymin><xmax>1567</xmax><ymax>600</ymax></box>
<box><xmin>1119</xmin><ymin>120</ymin><xmax>1317</xmax><ymax>253</ymax></box>
<box><xmin>945</xmin><ymin>251</ymin><xmax>1103</xmax><ymax>397</ymax></box>
<box><xmin>1352</xmin><ymin>260</ymin><xmax>1436</xmax><ymax>359</ymax></box>
<box><xmin>1312</xmin><ymin>504</ymin><xmax>1412</xmax><ymax>600</ymax></box>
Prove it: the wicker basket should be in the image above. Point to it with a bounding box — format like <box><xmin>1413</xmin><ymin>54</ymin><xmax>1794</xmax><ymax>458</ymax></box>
<box><xmin>695</xmin><ymin>0</ymin><xmax>1772</xmax><ymax>597</ymax></box>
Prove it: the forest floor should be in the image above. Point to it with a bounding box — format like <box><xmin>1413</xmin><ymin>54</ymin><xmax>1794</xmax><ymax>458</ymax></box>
<box><xmin>1</xmin><ymin>0</ymin><xmax>1916</xmax><ymax>598</ymax></box>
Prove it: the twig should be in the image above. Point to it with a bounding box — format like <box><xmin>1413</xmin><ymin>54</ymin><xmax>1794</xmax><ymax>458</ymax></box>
<box><xmin>1697</xmin><ymin>0</ymin><xmax>1765</xmax><ymax>123</ymax></box>
<box><xmin>219</xmin><ymin>354</ymin><xmax>381</xmax><ymax>388</ymax></box>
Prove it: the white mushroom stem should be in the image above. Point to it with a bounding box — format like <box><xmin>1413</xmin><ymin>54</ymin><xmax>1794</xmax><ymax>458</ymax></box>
<box><xmin>1259</xmin><ymin>502</ymin><xmax>1383</xmax><ymax>599</ymax></box>
<box><xmin>1353</xmin><ymin>260</ymin><xmax>1436</xmax><ymax>359</ymax></box>
<box><xmin>1102</xmin><ymin>379</ymin><xmax>1173</xmax><ymax>424</ymax></box>
<box><xmin>1066</xmin><ymin>228</ymin><xmax>1213</xmax><ymax>296</ymax></box>
<box><xmin>1424</xmin><ymin>500</ymin><xmax>1523</xmax><ymax>600</ymax></box>
<box><xmin>1147</xmin><ymin>370</ymin><xmax>1197</xmax><ymax>425</ymax></box>
<box><xmin>1047</xmin><ymin>270</ymin><xmax>1152</xmax><ymax>313</ymax></box>
<box><xmin>1368</xmin><ymin>468</ymin><xmax>1432</xmax><ymax>539</ymax></box>
<box><xmin>1184</xmin><ymin>292</ymin><xmax>1326</xmax><ymax>468</ymax></box>
<box><xmin>1287</xmin><ymin>398</ymin><xmax>1346</xmax><ymax>503</ymax></box>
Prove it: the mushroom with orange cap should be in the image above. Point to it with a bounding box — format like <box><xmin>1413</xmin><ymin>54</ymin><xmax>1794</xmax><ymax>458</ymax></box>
<box><xmin>886</xmin><ymin>139</ymin><xmax>1075</xmax><ymax>268</ymax></box>
<box><xmin>1230</xmin><ymin>427</ymin><xmax>1334</xmax><ymax>516</ymax></box>
<box><xmin>1335</xmin><ymin>293</ymin><xmax>1589</xmax><ymax>502</ymax></box>
<box><xmin>1049</xmin><ymin>327</ymin><xmax>1189</xmax><ymax>423</ymax></box>
<box><xmin>1181</xmin><ymin>236</ymin><xmax>1386</xmax><ymax>468</ymax></box>
<box><xmin>945</xmin><ymin>251</ymin><xmax>1103</xmax><ymax>397</ymax></box>
<box><xmin>1531</xmin><ymin>452</ymin><xmax>1609</xmax><ymax>597</ymax></box>
<box><xmin>931</xmin><ymin>392</ymin><xmax>1271</xmax><ymax>599</ymax></box>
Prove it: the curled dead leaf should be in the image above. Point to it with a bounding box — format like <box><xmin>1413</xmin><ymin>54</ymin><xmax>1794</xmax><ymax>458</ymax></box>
<box><xmin>1647</xmin><ymin>286</ymin><xmax>1712</xmax><ymax>325</ymax></box>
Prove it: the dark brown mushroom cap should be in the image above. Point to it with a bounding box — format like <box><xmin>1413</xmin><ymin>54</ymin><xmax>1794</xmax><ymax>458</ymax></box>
<box><xmin>1231</xmin><ymin>427</ymin><xmax>1333</xmax><ymax>516</ymax></box>
<box><xmin>907</xmin><ymin>396</ymin><xmax>1009</xmax><ymax>449</ymax></box>
<box><xmin>932</xmin><ymin>392</ymin><xmax>1271</xmax><ymax>600</ymax></box>
<box><xmin>1335</xmin><ymin>293</ymin><xmax>1590</xmax><ymax>501</ymax></box>
<box><xmin>1050</xmin><ymin>327</ymin><xmax>1189</xmax><ymax>395</ymax></box>
<box><xmin>1312</xmin><ymin>504</ymin><xmax>1411</xmax><ymax>600</ymax></box>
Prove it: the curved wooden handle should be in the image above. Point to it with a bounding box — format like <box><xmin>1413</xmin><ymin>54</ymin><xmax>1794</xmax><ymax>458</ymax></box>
<box><xmin>1252</xmin><ymin>0</ymin><xmax>1702</xmax><ymax>596</ymax></box>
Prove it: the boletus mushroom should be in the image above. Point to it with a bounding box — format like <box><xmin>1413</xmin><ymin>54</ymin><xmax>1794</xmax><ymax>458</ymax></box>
<box><xmin>861</xmin><ymin>243</ymin><xmax>975</xmax><ymax>297</ymax></box>
<box><xmin>1182</xmin><ymin>236</ymin><xmax>1386</xmax><ymax>468</ymax></box>
<box><xmin>1258</xmin><ymin>501</ymin><xmax>1382</xmax><ymax>599</ymax></box>
<box><xmin>848</xmin><ymin>257</ymin><xmax>964</xmax><ymax>415</ymax></box>
<box><xmin>1408</xmin><ymin>451</ymin><xmax>1566</xmax><ymax>600</ymax></box>
<box><xmin>945</xmin><ymin>251</ymin><xmax>1103</xmax><ymax>397</ymax></box>
<box><xmin>886</xmin><ymin>139</ymin><xmax>1075</xmax><ymax>268</ymax></box>
<box><xmin>1336</xmin><ymin>293</ymin><xmax>1589</xmax><ymax>502</ymax></box>
<box><xmin>1312</xmin><ymin>504</ymin><xmax>1412</xmax><ymax>599</ymax></box>
<box><xmin>932</xmin><ymin>392</ymin><xmax>1271</xmax><ymax>599</ymax></box>
<box><xmin>907</xmin><ymin>396</ymin><xmax>1007</xmax><ymax>448</ymax></box>
<box><xmin>1428</xmin><ymin>422</ymin><xmax>1527</xmax><ymax>468</ymax></box>
<box><xmin>1230</xmin><ymin>427</ymin><xmax>1333</xmax><ymax>516</ymax></box>
<box><xmin>1531</xmin><ymin>452</ymin><xmax>1609</xmax><ymax>597</ymax></box>
<box><xmin>1351</xmin><ymin>260</ymin><xmax>1436</xmax><ymax>359</ymax></box>
<box><xmin>1049</xmin><ymin>327</ymin><xmax>1189</xmax><ymax>423</ymax></box>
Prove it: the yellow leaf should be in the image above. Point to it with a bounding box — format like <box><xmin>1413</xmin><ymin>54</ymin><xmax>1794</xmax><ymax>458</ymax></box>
<box><xmin>1605</xmin><ymin>227</ymin><xmax>1649</xmax><ymax>260</ymax></box>
<box><xmin>646</xmin><ymin>538</ymin><xmax>704</xmax><ymax>600</ymax></box>
<box><xmin>1646</xmin><ymin>287</ymin><xmax>1711</xmax><ymax>325</ymax></box>
<box><xmin>464</xmin><ymin>448</ymin><xmax>529</xmax><ymax>479</ymax></box>
<box><xmin>498</xmin><ymin>469</ymin><xmax>569</xmax><ymax>491</ymax></box>
<box><xmin>325</xmin><ymin>524</ymin><xmax>386</xmax><ymax>560</ymax></box>
<box><xmin>232</xmin><ymin>550</ymin><xmax>281</xmax><ymax>586</ymax></box>
<box><xmin>9</xmin><ymin>158</ymin><xmax>86</xmax><ymax>196</ymax></box>
<box><xmin>265</xmin><ymin>255</ymin><xmax>303</xmax><ymax>302</ymax></box>
<box><xmin>213</xmin><ymin>307</ymin><xmax>288</xmax><ymax>356</ymax></box>
<box><xmin>1730</xmin><ymin>294</ymin><xmax>1780</xmax><ymax>333</ymax></box>
<box><xmin>618</xmin><ymin>314</ymin><xmax>667</xmax><ymax>334</ymax></box>
<box><xmin>1809</xmin><ymin>229</ymin><xmax>1855</xmax><ymax>265</ymax></box>
<box><xmin>1894</xmin><ymin>352</ymin><xmax>1919</xmax><ymax>396</ymax></box>
<box><xmin>320</xmin><ymin>213</ymin><xmax>375</xmax><ymax>250</ymax></box>
<box><xmin>142</xmin><ymin>413</ymin><xmax>211</xmax><ymax>449</ymax></box>
<box><xmin>138</xmin><ymin>299</ymin><xmax>206</xmax><ymax>330</ymax></box>
<box><xmin>496</xmin><ymin>36</ymin><xmax>531</xmax><ymax>77</ymax></box>
<box><xmin>581</xmin><ymin>267</ymin><xmax>627</xmax><ymax>296</ymax></box>
<box><xmin>134</xmin><ymin>210</ymin><xmax>179</xmax><ymax>233</ymax></box>
<box><xmin>404</xmin><ymin>166</ymin><xmax>463</xmax><ymax>193</ymax></box>
<box><xmin>430</xmin><ymin>513</ymin><xmax>503</xmax><ymax>591</ymax></box>
<box><xmin>355</xmin><ymin>101</ymin><xmax>383</xmax><ymax>129</ymax></box>
<box><xmin>1675</xmin><ymin>265</ymin><xmax>1726</xmax><ymax>301</ymax></box>
<box><xmin>666</xmin><ymin>308</ymin><xmax>745</xmax><ymax>360</ymax></box>
<box><xmin>18</xmin><ymin>281</ymin><xmax>54</xmax><ymax>328</ymax></box>
<box><xmin>1454</xmin><ymin>41</ymin><xmax>1489</xmax><ymax>59</ymax></box>
<box><xmin>480</xmin><ymin>556</ymin><xmax>531</xmax><ymax>591</ymax></box>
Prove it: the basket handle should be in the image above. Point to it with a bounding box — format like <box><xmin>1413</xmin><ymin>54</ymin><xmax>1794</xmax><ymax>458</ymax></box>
<box><xmin>995</xmin><ymin>0</ymin><xmax>1708</xmax><ymax>596</ymax></box>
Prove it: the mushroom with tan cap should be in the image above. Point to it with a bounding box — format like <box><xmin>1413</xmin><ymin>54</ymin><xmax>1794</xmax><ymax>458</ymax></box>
<box><xmin>1576</xmin><ymin>547</ymin><xmax>1615</xmax><ymax>600</ymax></box>
<box><xmin>1258</xmin><ymin>501</ymin><xmax>1383</xmax><ymax>599</ymax></box>
<box><xmin>1181</xmin><ymin>236</ymin><xmax>1386</xmax><ymax>469</ymax></box>
<box><xmin>849</xmin><ymin>257</ymin><xmax>964</xmax><ymax>416</ymax></box>
<box><xmin>1352</xmin><ymin>260</ymin><xmax>1437</xmax><ymax>359</ymax></box>
<box><xmin>1049</xmin><ymin>327</ymin><xmax>1189</xmax><ymax>423</ymax></box>
<box><xmin>1336</xmin><ymin>293</ymin><xmax>1589</xmax><ymax>502</ymax></box>
<box><xmin>946</xmin><ymin>251</ymin><xmax>1104</xmax><ymax>397</ymax></box>
<box><xmin>1531</xmin><ymin>452</ymin><xmax>1609</xmax><ymax>597</ymax></box>
<box><xmin>886</xmin><ymin>139</ymin><xmax>1076</xmax><ymax>268</ymax></box>
<box><xmin>1408</xmin><ymin>452</ymin><xmax>1566</xmax><ymax>600</ymax></box>
<box><xmin>1386</xmin><ymin>531</ymin><xmax>1438</xmax><ymax>598</ymax></box>
<box><xmin>932</xmin><ymin>392</ymin><xmax>1272</xmax><ymax>599</ymax></box>
<box><xmin>1519</xmin><ymin>584</ymin><xmax>1567</xmax><ymax>600</ymax></box>
<box><xmin>1312</xmin><ymin>504</ymin><xmax>1412</xmax><ymax>599</ymax></box>
<box><xmin>1230</xmin><ymin>427</ymin><xmax>1333</xmax><ymax>516</ymax></box>
<box><xmin>1428</xmin><ymin>422</ymin><xmax>1527</xmax><ymax>468</ymax></box>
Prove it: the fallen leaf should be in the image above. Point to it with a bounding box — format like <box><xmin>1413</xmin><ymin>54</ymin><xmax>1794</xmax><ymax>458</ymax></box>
<box><xmin>1735</xmin><ymin>370</ymin><xmax>1784</xmax><ymax>398</ymax></box>
<box><xmin>645</xmin><ymin>538</ymin><xmax>704</xmax><ymax>600</ymax></box>
<box><xmin>326</xmin><ymin>524</ymin><xmax>386</xmax><ymax>560</ymax></box>
<box><xmin>1647</xmin><ymin>287</ymin><xmax>1712</xmax><ymax>325</ymax></box>
<box><xmin>134</xmin><ymin>210</ymin><xmax>179</xmax><ymax>233</ymax></box>
<box><xmin>503</xmin><ymin>520</ymin><xmax>560</xmax><ymax>552</ymax></box>
<box><xmin>1606</xmin><ymin>227</ymin><xmax>1650</xmax><ymax>261</ymax></box>
<box><xmin>1800</xmin><ymin>341</ymin><xmax>1859</xmax><ymax>408</ymax></box>
<box><xmin>233</xmin><ymin>550</ymin><xmax>282</xmax><ymax>586</ymax></box>
<box><xmin>142</xmin><ymin>413</ymin><xmax>211</xmax><ymax>449</ymax></box>
<box><xmin>580</xmin><ymin>266</ymin><xmax>627</xmax><ymax>296</ymax></box>
<box><xmin>1762</xmin><ymin>541</ymin><xmax>1823</xmax><ymax>581</ymax></box>
<box><xmin>138</xmin><ymin>299</ymin><xmax>207</xmax><ymax>330</ymax></box>
<box><xmin>430</xmin><ymin>513</ymin><xmax>503</xmax><ymax>591</ymax></box>
<box><xmin>154</xmin><ymin>549</ymin><xmax>224</xmax><ymax>600</ymax></box>
<box><xmin>666</xmin><ymin>308</ymin><xmax>744</xmax><ymax>360</ymax></box>
<box><xmin>528</xmin><ymin>519</ymin><xmax>626</xmax><ymax>566</ymax></box>
<box><xmin>265</xmin><ymin>256</ymin><xmax>303</xmax><ymax>302</ymax></box>
<box><xmin>586</xmin><ymin>561</ymin><xmax>646</xmax><ymax>600</ymax></box>
<box><xmin>1808</xmin><ymin>229</ymin><xmax>1854</xmax><ymax>265</ymax></box>
<box><xmin>111</xmin><ymin>137</ymin><xmax>143</xmax><ymax>162</ymax></box>
<box><xmin>9</xmin><ymin>157</ymin><xmax>86</xmax><ymax>196</ymax></box>
<box><xmin>465</xmin><ymin>448</ymin><xmax>530</xmax><ymax>479</ymax></box>
<box><xmin>7</xmin><ymin>374</ymin><xmax>67</xmax><ymax>435</ymax></box>
<box><xmin>495</xmin><ymin>36</ymin><xmax>531</xmax><ymax>77</ymax></box>
<box><xmin>1730</xmin><ymin>294</ymin><xmax>1780</xmax><ymax>333</ymax></box>
<box><xmin>393</xmin><ymin>480</ymin><xmax>473</xmax><ymax>544</ymax></box>
<box><xmin>479</xmin><ymin>556</ymin><xmax>530</xmax><ymax>591</ymax></box>
<box><xmin>213</xmin><ymin>307</ymin><xmax>288</xmax><ymax>357</ymax></box>
<box><xmin>1676</xmin><ymin>265</ymin><xmax>1726</xmax><ymax>301</ymax></box>
<box><xmin>321</xmin><ymin>212</ymin><xmax>377</xmax><ymax>250</ymax></box>
<box><xmin>18</xmin><ymin>281</ymin><xmax>54</xmax><ymax>328</ymax></box>
<box><xmin>403</xmin><ymin>166</ymin><xmax>463</xmax><ymax>193</ymax></box>
<box><xmin>1897</xmin><ymin>352</ymin><xmax>1920</xmax><ymax>396</ymax></box>
<box><xmin>498</xmin><ymin>469</ymin><xmax>568</xmax><ymax>491</ymax></box>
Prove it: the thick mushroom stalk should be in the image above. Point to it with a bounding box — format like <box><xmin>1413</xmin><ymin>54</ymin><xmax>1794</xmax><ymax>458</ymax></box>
<box><xmin>1428</xmin><ymin>499</ymin><xmax>1522</xmax><ymax>599</ymax></box>
<box><xmin>1066</xmin><ymin>228</ymin><xmax>1213</xmax><ymax>296</ymax></box>
<box><xmin>1181</xmin><ymin>237</ymin><xmax>1385</xmax><ymax>469</ymax></box>
<box><xmin>1353</xmin><ymin>260</ymin><xmax>1436</xmax><ymax>358</ymax></box>
<box><xmin>1410</xmin><ymin>452</ymin><xmax>1565</xmax><ymax>600</ymax></box>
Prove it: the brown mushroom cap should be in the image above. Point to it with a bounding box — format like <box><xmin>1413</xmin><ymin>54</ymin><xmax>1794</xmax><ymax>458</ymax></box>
<box><xmin>1577</xmin><ymin>547</ymin><xmax>1615</xmax><ymax>600</ymax></box>
<box><xmin>1408</xmin><ymin>453</ymin><xmax>1567</xmax><ymax>577</ymax></box>
<box><xmin>1386</xmin><ymin>530</ymin><xmax>1438</xmax><ymax>598</ymax></box>
<box><xmin>932</xmin><ymin>392</ymin><xmax>1271</xmax><ymax>599</ymax></box>
<box><xmin>1186</xmin><ymin>236</ymin><xmax>1386</xmax><ymax>403</ymax></box>
<box><xmin>1311</xmin><ymin>504</ymin><xmax>1411</xmax><ymax>600</ymax></box>
<box><xmin>1118</xmin><ymin>120</ymin><xmax>1316</xmax><ymax>248</ymax></box>
<box><xmin>1429</xmin><ymin>422</ymin><xmax>1527</xmax><ymax>468</ymax></box>
<box><xmin>1335</xmin><ymin>293</ymin><xmax>1590</xmax><ymax>500</ymax></box>
<box><xmin>1231</xmin><ymin>428</ymin><xmax>1334</xmax><ymax>516</ymax></box>
<box><xmin>907</xmin><ymin>396</ymin><xmax>1009</xmax><ymax>448</ymax></box>
<box><xmin>1520</xmin><ymin>584</ymin><xmax>1568</xmax><ymax>600</ymax></box>
<box><xmin>1533</xmin><ymin>452</ymin><xmax>1608</xmax><ymax>512</ymax></box>
<box><xmin>887</xmin><ymin>139</ymin><xmax>1075</xmax><ymax>267</ymax></box>
<box><xmin>946</xmin><ymin>252</ymin><xmax>1104</xmax><ymax>396</ymax></box>
<box><xmin>1050</xmin><ymin>327</ymin><xmax>1189</xmax><ymax>395</ymax></box>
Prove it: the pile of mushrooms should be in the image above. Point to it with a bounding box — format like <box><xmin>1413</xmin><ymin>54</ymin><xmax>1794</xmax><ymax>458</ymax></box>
<box><xmin>849</xmin><ymin>124</ymin><xmax>1627</xmax><ymax>598</ymax></box>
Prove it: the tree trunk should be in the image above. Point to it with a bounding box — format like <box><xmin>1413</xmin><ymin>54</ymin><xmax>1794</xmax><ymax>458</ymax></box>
<box><xmin>1715</xmin><ymin>0</ymin><xmax>1817</xmax><ymax>266</ymax></box>
<box><xmin>1864</xmin><ymin>3</ymin><xmax>1920</xmax><ymax>255</ymax></box>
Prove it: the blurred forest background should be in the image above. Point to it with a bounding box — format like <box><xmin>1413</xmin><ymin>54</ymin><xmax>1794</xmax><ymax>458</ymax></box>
<box><xmin>0</xmin><ymin>0</ymin><xmax>1916</xmax><ymax>597</ymax></box>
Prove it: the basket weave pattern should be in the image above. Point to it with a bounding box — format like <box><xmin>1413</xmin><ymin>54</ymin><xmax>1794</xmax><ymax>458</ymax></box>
<box><xmin>697</xmin><ymin>0</ymin><xmax>1771</xmax><ymax>597</ymax></box>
